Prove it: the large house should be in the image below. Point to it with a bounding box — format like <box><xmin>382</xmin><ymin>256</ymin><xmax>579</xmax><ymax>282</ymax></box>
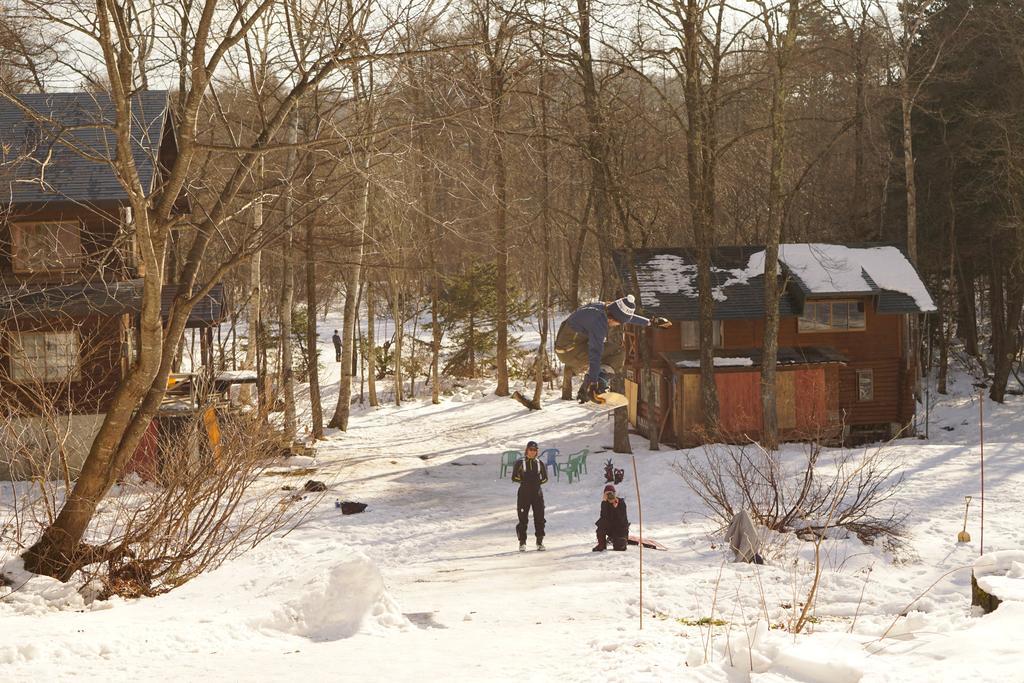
<box><xmin>0</xmin><ymin>91</ymin><xmax>222</xmax><ymax>478</ymax></box>
<box><xmin>614</xmin><ymin>244</ymin><xmax>935</xmax><ymax>446</ymax></box>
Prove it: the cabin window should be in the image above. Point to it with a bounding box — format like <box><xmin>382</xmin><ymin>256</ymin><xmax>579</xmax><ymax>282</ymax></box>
<box><xmin>680</xmin><ymin>320</ymin><xmax>723</xmax><ymax>349</ymax></box>
<box><xmin>798</xmin><ymin>300</ymin><xmax>865</xmax><ymax>332</ymax></box>
<box><xmin>8</xmin><ymin>331</ymin><xmax>81</xmax><ymax>383</ymax></box>
<box><xmin>857</xmin><ymin>369</ymin><xmax>874</xmax><ymax>402</ymax></box>
<box><xmin>11</xmin><ymin>221</ymin><xmax>83</xmax><ymax>274</ymax></box>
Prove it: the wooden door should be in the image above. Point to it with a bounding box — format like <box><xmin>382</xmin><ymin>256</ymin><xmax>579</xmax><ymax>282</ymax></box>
<box><xmin>777</xmin><ymin>372</ymin><xmax>797</xmax><ymax>430</ymax></box>
<box><xmin>680</xmin><ymin>373</ymin><xmax>703</xmax><ymax>440</ymax></box>
<box><xmin>715</xmin><ymin>371</ymin><xmax>762</xmax><ymax>436</ymax></box>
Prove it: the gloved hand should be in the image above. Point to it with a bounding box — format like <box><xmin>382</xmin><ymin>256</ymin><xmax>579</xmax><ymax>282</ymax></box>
<box><xmin>651</xmin><ymin>316</ymin><xmax>672</xmax><ymax>329</ymax></box>
<box><xmin>577</xmin><ymin>379</ymin><xmax>599</xmax><ymax>404</ymax></box>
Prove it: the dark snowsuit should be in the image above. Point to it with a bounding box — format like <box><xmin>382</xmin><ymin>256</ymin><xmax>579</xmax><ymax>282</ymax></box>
<box><xmin>512</xmin><ymin>457</ymin><xmax>548</xmax><ymax>544</ymax></box>
<box><xmin>332</xmin><ymin>332</ymin><xmax>342</xmax><ymax>363</ymax></box>
<box><xmin>555</xmin><ymin>303</ymin><xmax>651</xmax><ymax>383</ymax></box>
<box><xmin>595</xmin><ymin>497</ymin><xmax>630</xmax><ymax>551</ymax></box>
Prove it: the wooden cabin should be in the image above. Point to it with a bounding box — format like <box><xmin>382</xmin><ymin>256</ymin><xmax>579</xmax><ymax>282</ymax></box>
<box><xmin>0</xmin><ymin>91</ymin><xmax>221</xmax><ymax>478</ymax></box>
<box><xmin>615</xmin><ymin>245</ymin><xmax>935</xmax><ymax>446</ymax></box>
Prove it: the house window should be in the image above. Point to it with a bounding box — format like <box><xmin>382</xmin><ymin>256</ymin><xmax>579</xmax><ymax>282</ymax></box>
<box><xmin>798</xmin><ymin>300</ymin><xmax>866</xmax><ymax>332</ymax></box>
<box><xmin>8</xmin><ymin>331</ymin><xmax>80</xmax><ymax>383</ymax></box>
<box><xmin>857</xmin><ymin>369</ymin><xmax>873</xmax><ymax>401</ymax></box>
<box><xmin>11</xmin><ymin>221</ymin><xmax>83</xmax><ymax>274</ymax></box>
<box><xmin>681</xmin><ymin>320</ymin><xmax>723</xmax><ymax>349</ymax></box>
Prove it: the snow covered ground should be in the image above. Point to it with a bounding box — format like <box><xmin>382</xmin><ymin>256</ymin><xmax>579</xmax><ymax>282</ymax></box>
<box><xmin>3</xmin><ymin>369</ymin><xmax>1024</xmax><ymax>681</ymax></box>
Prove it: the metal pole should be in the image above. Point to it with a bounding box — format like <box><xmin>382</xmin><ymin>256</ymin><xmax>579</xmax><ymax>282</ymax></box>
<box><xmin>631</xmin><ymin>455</ymin><xmax>643</xmax><ymax>630</ymax></box>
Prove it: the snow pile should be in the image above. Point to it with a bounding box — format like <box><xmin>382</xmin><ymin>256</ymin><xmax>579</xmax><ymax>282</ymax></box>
<box><xmin>0</xmin><ymin>558</ymin><xmax>88</xmax><ymax>615</ymax></box>
<box><xmin>676</xmin><ymin>357</ymin><xmax>754</xmax><ymax>368</ymax></box>
<box><xmin>261</xmin><ymin>556</ymin><xmax>408</xmax><ymax>641</ymax></box>
<box><xmin>635</xmin><ymin>254</ymin><xmax>751</xmax><ymax>303</ymax></box>
<box><xmin>973</xmin><ymin>550</ymin><xmax>1024</xmax><ymax>603</ymax></box>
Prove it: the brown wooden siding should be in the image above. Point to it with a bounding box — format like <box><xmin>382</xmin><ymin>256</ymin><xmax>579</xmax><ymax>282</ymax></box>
<box><xmin>0</xmin><ymin>314</ymin><xmax>126</xmax><ymax>414</ymax></box>
<box><xmin>1</xmin><ymin>201</ymin><xmax>133</xmax><ymax>284</ymax></box>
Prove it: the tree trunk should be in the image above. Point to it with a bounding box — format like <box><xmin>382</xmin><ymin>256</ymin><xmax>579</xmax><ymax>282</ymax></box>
<box><xmin>278</xmin><ymin>115</ymin><xmax>298</xmax><ymax>441</ymax></box>
<box><xmin>562</xmin><ymin>223</ymin><xmax>587</xmax><ymax>400</ymax></box>
<box><xmin>304</xmin><ymin>203</ymin><xmax>323</xmax><ymax>440</ymax></box>
<box><xmin>392</xmin><ymin>283</ymin><xmax>404</xmax><ymax>405</ymax></box>
<box><xmin>431</xmin><ymin>263</ymin><xmax>441</xmax><ymax>405</ymax></box>
<box><xmin>367</xmin><ymin>286</ymin><xmax>378</xmax><ymax>407</ymax></box>
<box><xmin>760</xmin><ymin>0</ymin><xmax>800</xmax><ymax>451</ymax></box>
<box><xmin>491</xmin><ymin>64</ymin><xmax>510</xmax><ymax>397</ymax></box>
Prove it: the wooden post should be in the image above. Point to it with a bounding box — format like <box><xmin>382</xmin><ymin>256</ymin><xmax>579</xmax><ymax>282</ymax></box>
<box><xmin>632</xmin><ymin>455</ymin><xmax>643</xmax><ymax>630</ymax></box>
<box><xmin>979</xmin><ymin>390</ymin><xmax>985</xmax><ymax>556</ymax></box>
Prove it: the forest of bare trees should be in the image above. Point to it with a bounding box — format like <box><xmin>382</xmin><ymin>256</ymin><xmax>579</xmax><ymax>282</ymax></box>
<box><xmin>2</xmin><ymin>0</ymin><xmax>1022</xmax><ymax>580</ymax></box>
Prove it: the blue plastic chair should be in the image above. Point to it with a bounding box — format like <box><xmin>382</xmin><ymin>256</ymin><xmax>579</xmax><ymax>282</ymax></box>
<box><xmin>541</xmin><ymin>448</ymin><xmax>560</xmax><ymax>472</ymax></box>
<box><xmin>500</xmin><ymin>450</ymin><xmax>520</xmax><ymax>478</ymax></box>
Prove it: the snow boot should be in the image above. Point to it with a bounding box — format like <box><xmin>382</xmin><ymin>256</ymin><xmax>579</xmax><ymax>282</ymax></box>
<box><xmin>611</xmin><ymin>537</ymin><xmax>628</xmax><ymax>551</ymax></box>
<box><xmin>593</xmin><ymin>531</ymin><xmax>607</xmax><ymax>551</ymax></box>
<box><xmin>519</xmin><ymin>543</ymin><xmax>527</xmax><ymax>552</ymax></box>
<box><xmin>536</xmin><ymin>542</ymin><xmax>546</xmax><ymax>551</ymax></box>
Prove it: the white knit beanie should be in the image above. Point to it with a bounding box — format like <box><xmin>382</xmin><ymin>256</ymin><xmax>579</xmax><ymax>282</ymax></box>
<box><xmin>614</xmin><ymin>294</ymin><xmax>636</xmax><ymax>317</ymax></box>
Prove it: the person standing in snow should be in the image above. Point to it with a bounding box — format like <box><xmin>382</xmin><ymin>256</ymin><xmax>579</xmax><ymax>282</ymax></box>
<box><xmin>593</xmin><ymin>484</ymin><xmax>630</xmax><ymax>551</ymax></box>
<box><xmin>554</xmin><ymin>295</ymin><xmax>671</xmax><ymax>403</ymax></box>
<box><xmin>511</xmin><ymin>441</ymin><xmax>548</xmax><ymax>552</ymax></box>
<box><xmin>332</xmin><ymin>329</ymin><xmax>342</xmax><ymax>363</ymax></box>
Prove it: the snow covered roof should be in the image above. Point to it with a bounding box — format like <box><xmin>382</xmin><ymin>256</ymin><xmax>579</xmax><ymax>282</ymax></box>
<box><xmin>748</xmin><ymin>244</ymin><xmax>936</xmax><ymax>312</ymax></box>
<box><xmin>614</xmin><ymin>244</ymin><xmax>935</xmax><ymax>318</ymax></box>
<box><xmin>613</xmin><ymin>247</ymin><xmax>801</xmax><ymax>320</ymax></box>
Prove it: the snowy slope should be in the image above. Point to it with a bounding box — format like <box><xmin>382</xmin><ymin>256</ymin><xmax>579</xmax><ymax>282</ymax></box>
<box><xmin>3</xmin><ymin>370</ymin><xmax>1024</xmax><ymax>681</ymax></box>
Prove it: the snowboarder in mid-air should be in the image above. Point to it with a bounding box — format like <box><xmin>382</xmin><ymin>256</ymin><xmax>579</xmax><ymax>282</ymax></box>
<box><xmin>511</xmin><ymin>441</ymin><xmax>548</xmax><ymax>552</ymax></box>
<box><xmin>593</xmin><ymin>484</ymin><xmax>630</xmax><ymax>551</ymax></box>
<box><xmin>555</xmin><ymin>295</ymin><xmax>671</xmax><ymax>404</ymax></box>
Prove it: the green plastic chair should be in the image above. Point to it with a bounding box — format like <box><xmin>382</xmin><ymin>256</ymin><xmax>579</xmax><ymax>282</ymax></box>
<box><xmin>555</xmin><ymin>452</ymin><xmax>582</xmax><ymax>483</ymax></box>
<box><xmin>500</xmin><ymin>450</ymin><xmax>521</xmax><ymax>478</ymax></box>
<box><xmin>576</xmin><ymin>448</ymin><xmax>590</xmax><ymax>475</ymax></box>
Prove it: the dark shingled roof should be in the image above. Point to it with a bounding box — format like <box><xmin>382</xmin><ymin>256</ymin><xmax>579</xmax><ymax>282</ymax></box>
<box><xmin>661</xmin><ymin>346</ymin><xmax>847</xmax><ymax>370</ymax></box>
<box><xmin>0</xmin><ymin>279</ymin><xmax>143</xmax><ymax>320</ymax></box>
<box><xmin>613</xmin><ymin>247</ymin><xmax>801</xmax><ymax>320</ymax></box>
<box><xmin>0</xmin><ymin>91</ymin><xmax>170</xmax><ymax>206</ymax></box>
<box><xmin>161</xmin><ymin>283</ymin><xmax>227</xmax><ymax>328</ymax></box>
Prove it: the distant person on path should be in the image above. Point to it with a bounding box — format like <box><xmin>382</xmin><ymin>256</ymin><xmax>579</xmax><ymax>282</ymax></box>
<box><xmin>592</xmin><ymin>484</ymin><xmax>630</xmax><ymax>552</ymax></box>
<box><xmin>332</xmin><ymin>329</ymin><xmax>342</xmax><ymax>363</ymax></box>
<box><xmin>511</xmin><ymin>441</ymin><xmax>548</xmax><ymax>552</ymax></box>
<box><xmin>555</xmin><ymin>295</ymin><xmax>671</xmax><ymax>404</ymax></box>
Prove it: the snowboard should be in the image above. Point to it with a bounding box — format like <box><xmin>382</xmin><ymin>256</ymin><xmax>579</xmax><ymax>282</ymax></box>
<box><xmin>627</xmin><ymin>535</ymin><xmax>668</xmax><ymax>551</ymax></box>
<box><xmin>580</xmin><ymin>391</ymin><xmax>629</xmax><ymax>413</ymax></box>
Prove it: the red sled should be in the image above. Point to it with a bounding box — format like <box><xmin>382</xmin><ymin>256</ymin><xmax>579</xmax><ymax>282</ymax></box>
<box><xmin>627</xmin><ymin>535</ymin><xmax>667</xmax><ymax>551</ymax></box>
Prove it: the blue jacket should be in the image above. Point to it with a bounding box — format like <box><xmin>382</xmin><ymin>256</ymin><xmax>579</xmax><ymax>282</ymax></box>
<box><xmin>566</xmin><ymin>302</ymin><xmax>651</xmax><ymax>383</ymax></box>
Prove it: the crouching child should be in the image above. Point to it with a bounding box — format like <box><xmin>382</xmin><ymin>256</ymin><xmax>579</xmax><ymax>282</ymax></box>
<box><xmin>593</xmin><ymin>484</ymin><xmax>629</xmax><ymax>551</ymax></box>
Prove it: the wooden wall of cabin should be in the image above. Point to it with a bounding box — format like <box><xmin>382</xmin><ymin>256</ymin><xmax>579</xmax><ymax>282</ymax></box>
<box><xmin>670</xmin><ymin>366</ymin><xmax>837</xmax><ymax>446</ymax></box>
<box><xmin>719</xmin><ymin>298</ymin><xmax>911</xmax><ymax>428</ymax></box>
<box><xmin>0</xmin><ymin>202</ymin><xmax>132</xmax><ymax>283</ymax></box>
<box><xmin>0</xmin><ymin>314</ymin><xmax>126</xmax><ymax>415</ymax></box>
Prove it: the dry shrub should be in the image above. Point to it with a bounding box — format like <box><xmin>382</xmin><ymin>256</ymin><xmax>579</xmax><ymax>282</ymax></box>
<box><xmin>677</xmin><ymin>436</ymin><xmax>907</xmax><ymax>547</ymax></box>
<box><xmin>84</xmin><ymin>410</ymin><xmax>321</xmax><ymax>598</ymax></box>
